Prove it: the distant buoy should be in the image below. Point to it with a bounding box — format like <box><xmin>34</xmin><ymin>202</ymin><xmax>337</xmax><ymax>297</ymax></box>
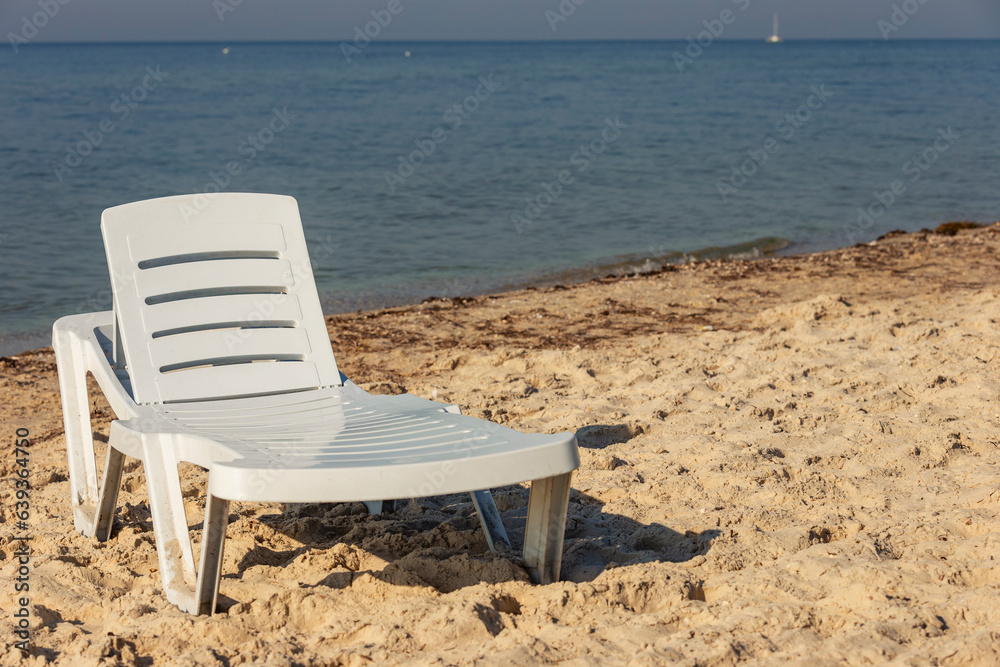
<box><xmin>222</xmin><ymin>47</ymin><xmax>230</xmax><ymax>55</ymax></box>
<box><xmin>404</xmin><ymin>51</ymin><xmax>411</xmax><ymax>57</ymax></box>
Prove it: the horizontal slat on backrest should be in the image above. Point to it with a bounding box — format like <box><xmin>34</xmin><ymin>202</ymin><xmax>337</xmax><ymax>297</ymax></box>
<box><xmin>141</xmin><ymin>294</ymin><xmax>305</xmax><ymax>336</ymax></box>
<box><xmin>134</xmin><ymin>258</ymin><xmax>293</xmax><ymax>303</ymax></box>
<box><xmin>148</xmin><ymin>328</ymin><xmax>313</xmax><ymax>371</ymax></box>
<box><xmin>156</xmin><ymin>361</ymin><xmax>322</xmax><ymax>403</ymax></box>
<box><xmin>102</xmin><ymin>194</ymin><xmax>341</xmax><ymax>404</ymax></box>
<box><xmin>127</xmin><ymin>223</ymin><xmax>286</xmax><ymax>264</ymax></box>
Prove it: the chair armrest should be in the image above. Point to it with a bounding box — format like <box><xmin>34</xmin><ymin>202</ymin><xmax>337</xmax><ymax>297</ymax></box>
<box><xmin>53</xmin><ymin>312</ymin><xmax>138</xmax><ymax>419</ymax></box>
<box><xmin>53</xmin><ymin>311</ymin><xmax>140</xmax><ymax>535</ymax></box>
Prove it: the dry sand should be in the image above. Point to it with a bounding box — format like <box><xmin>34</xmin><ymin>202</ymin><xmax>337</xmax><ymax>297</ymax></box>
<box><xmin>2</xmin><ymin>224</ymin><xmax>999</xmax><ymax>665</ymax></box>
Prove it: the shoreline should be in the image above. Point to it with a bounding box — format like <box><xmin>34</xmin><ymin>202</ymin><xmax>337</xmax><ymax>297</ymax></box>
<box><xmin>2</xmin><ymin>222</ymin><xmax>1000</xmax><ymax>663</ymax></box>
<box><xmin>323</xmin><ymin>221</ymin><xmax>1000</xmax><ymax>381</ymax></box>
<box><xmin>0</xmin><ymin>223</ymin><xmax>980</xmax><ymax>360</ymax></box>
<box><xmin>0</xmin><ymin>234</ymin><xmax>792</xmax><ymax>358</ymax></box>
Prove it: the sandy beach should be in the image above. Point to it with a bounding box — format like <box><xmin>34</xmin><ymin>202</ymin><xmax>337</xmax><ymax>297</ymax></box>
<box><xmin>2</xmin><ymin>223</ymin><xmax>999</xmax><ymax>665</ymax></box>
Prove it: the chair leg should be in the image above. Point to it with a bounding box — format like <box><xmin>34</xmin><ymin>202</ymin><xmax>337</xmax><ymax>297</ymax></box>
<box><xmin>522</xmin><ymin>472</ymin><xmax>573</xmax><ymax>585</ymax></box>
<box><xmin>470</xmin><ymin>489</ymin><xmax>511</xmax><ymax>553</ymax></box>
<box><xmin>444</xmin><ymin>403</ymin><xmax>512</xmax><ymax>553</ymax></box>
<box><xmin>363</xmin><ymin>500</ymin><xmax>395</xmax><ymax>515</ymax></box>
<box><xmin>53</xmin><ymin>328</ymin><xmax>100</xmax><ymax>535</ymax></box>
<box><xmin>94</xmin><ymin>446</ymin><xmax>126</xmax><ymax>542</ymax></box>
<box><xmin>135</xmin><ymin>429</ymin><xmax>199</xmax><ymax>613</ymax></box>
<box><xmin>195</xmin><ymin>493</ymin><xmax>230</xmax><ymax>615</ymax></box>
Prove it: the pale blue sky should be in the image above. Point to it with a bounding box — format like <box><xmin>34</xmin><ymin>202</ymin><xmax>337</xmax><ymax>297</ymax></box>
<box><xmin>2</xmin><ymin>0</ymin><xmax>999</xmax><ymax>42</ymax></box>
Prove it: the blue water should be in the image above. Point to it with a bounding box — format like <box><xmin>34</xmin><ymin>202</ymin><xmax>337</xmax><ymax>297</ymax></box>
<box><xmin>1</xmin><ymin>40</ymin><xmax>998</xmax><ymax>354</ymax></box>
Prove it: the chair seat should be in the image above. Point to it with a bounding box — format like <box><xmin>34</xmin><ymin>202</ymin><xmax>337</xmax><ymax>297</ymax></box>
<box><xmin>115</xmin><ymin>385</ymin><xmax>577</xmax><ymax>503</ymax></box>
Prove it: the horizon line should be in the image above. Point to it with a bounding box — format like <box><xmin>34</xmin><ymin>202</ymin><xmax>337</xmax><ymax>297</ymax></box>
<box><xmin>11</xmin><ymin>37</ymin><xmax>1000</xmax><ymax>46</ymax></box>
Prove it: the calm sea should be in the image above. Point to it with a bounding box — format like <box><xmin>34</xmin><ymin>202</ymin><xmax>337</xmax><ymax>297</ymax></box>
<box><xmin>1</xmin><ymin>40</ymin><xmax>998</xmax><ymax>354</ymax></box>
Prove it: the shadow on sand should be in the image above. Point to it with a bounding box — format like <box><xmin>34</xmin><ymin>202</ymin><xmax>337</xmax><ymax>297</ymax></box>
<box><xmin>102</xmin><ymin>423</ymin><xmax>718</xmax><ymax>607</ymax></box>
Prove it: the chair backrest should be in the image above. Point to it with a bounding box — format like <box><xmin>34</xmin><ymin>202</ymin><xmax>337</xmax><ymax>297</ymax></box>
<box><xmin>102</xmin><ymin>193</ymin><xmax>341</xmax><ymax>404</ymax></box>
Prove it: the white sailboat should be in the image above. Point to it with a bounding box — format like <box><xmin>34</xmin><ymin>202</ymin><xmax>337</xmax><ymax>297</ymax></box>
<box><xmin>766</xmin><ymin>14</ymin><xmax>782</xmax><ymax>43</ymax></box>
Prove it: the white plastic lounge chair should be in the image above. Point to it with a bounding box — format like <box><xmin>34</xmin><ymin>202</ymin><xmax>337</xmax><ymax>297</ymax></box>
<box><xmin>52</xmin><ymin>193</ymin><xmax>579</xmax><ymax>615</ymax></box>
